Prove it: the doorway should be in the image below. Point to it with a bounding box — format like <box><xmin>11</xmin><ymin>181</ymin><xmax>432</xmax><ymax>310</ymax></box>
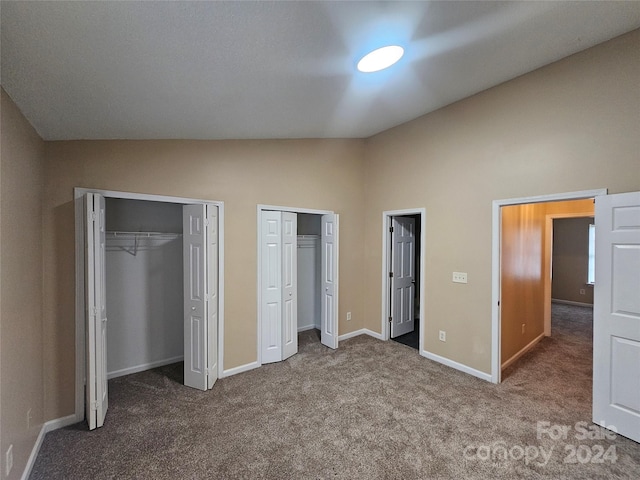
<box><xmin>381</xmin><ymin>209</ymin><xmax>426</xmax><ymax>352</ymax></box>
<box><xmin>499</xmin><ymin>200</ymin><xmax>594</xmax><ymax>378</ymax></box>
<box><xmin>257</xmin><ymin>205</ymin><xmax>339</xmax><ymax>365</ymax></box>
<box><xmin>492</xmin><ymin>191</ymin><xmax>603</xmax><ymax>383</ymax></box>
<box><xmin>493</xmin><ymin>189</ymin><xmax>640</xmax><ymax>444</ymax></box>
<box><xmin>75</xmin><ymin>188</ymin><xmax>224</xmax><ymax>429</ymax></box>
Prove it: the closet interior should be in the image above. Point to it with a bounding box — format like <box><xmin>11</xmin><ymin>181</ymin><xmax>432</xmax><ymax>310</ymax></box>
<box><xmin>296</xmin><ymin>213</ymin><xmax>322</xmax><ymax>338</ymax></box>
<box><xmin>105</xmin><ymin>198</ymin><xmax>184</xmax><ymax>379</ymax></box>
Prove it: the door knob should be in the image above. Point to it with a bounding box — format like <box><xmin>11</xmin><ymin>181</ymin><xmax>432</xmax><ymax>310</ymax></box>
<box><xmin>191</xmin><ymin>306</ymin><xmax>196</xmax><ymax>310</ymax></box>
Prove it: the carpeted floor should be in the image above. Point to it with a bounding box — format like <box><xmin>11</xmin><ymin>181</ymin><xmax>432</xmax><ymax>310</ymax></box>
<box><xmin>31</xmin><ymin>304</ymin><xmax>640</xmax><ymax>479</ymax></box>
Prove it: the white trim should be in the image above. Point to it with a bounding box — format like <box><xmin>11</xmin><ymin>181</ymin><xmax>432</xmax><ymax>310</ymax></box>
<box><xmin>22</xmin><ymin>414</ymin><xmax>78</xmax><ymax>480</ymax></box>
<box><xmin>107</xmin><ymin>356</ymin><xmax>184</xmax><ymax>380</ymax></box>
<box><xmin>221</xmin><ymin>361</ymin><xmax>260</xmax><ymax>378</ymax></box>
<box><xmin>420</xmin><ymin>349</ymin><xmax>492</xmax><ymax>382</ymax></box>
<box><xmin>381</xmin><ymin>209</ymin><xmax>426</xmax><ymax>354</ymax></box>
<box><xmin>256</xmin><ymin>204</ymin><xmax>337</xmax><ymax>367</ymax></box>
<box><xmin>551</xmin><ymin>298</ymin><xmax>594</xmax><ymax>308</ymax></box>
<box><xmin>338</xmin><ymin>328</ymin><xmax>384</xmax><ymax>341</ymax></box>
<box><xmin>22</xmin><ymin>427</ymin><xmax>46</xmax><ymax>480</ymax></box>
<box><xmin>501</xmin><ymin>332</ymin><xmax>546</xmax><ymax>370</ymax></box>
<box><xmin>297</xmin><ymin>324</ymin><xmax>318</xmax><ymax>333</ymax></box>
<box><xmin>74</xmin><ymin>188</ymin><xmax>225</xmax><ymax>423</ymax></box>
<box><xmin>491</xmin><ymin>189</ymin><xmax>606</xmax><ymax>383</ymax></box>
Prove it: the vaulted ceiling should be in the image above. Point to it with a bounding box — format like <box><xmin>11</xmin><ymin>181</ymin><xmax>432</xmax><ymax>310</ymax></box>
<box><xmin>2</xmin><ymin>1</ymin><xmax>639</xmax><ymax>140</ymax></box>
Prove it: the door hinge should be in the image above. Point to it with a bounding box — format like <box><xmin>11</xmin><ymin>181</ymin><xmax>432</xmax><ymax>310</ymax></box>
<box><xmin>388</xmin><ymin>316</ymin><xmax>393</xmax><ymax>323</ymax></box>
<box><xmin>389</xmin><ymin>226</ymin><xmax>394</xmax><ymax>233</ymax></box>
<box><xmin>389</xmin><ymin>272</ymin><xmax>394</xmax><ymax>278</ymax></box>
<box><xmin>91</xmin><ymin>401</ymin><xmax>98</xmax><ymax>411</ymax></box>
<box><xmin>90</xmin><ymin>307</ymin><xmax>98</xmax><ymax>317</ymax></box>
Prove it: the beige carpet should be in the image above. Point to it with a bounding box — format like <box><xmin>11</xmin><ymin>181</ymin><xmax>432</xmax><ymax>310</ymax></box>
<box><xmin>31</xmin><ymin>305</ymin><xmax>640</xmax><ymax>479</ymax></box>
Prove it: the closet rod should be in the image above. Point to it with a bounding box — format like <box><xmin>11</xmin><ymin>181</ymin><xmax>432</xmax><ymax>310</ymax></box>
<box><xmin>106</xmin><ymin>231</ymin><xmax>182</xmax><ymax>237</ymax></box>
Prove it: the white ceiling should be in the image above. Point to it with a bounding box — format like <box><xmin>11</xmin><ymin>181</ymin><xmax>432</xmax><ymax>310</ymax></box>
<box><xmin>2</xmin><ymin>1</ymin><xmax>639</xmax><ymax>141</ymax></box>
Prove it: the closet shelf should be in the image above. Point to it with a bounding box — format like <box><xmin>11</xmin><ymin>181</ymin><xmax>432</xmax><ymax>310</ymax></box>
<box><xmin>106</xmin><ymin>231</ymin><xmax>182</xmax><ymax>257</ymax></box>
<box><xmin>106</xmin><ymin>231</ymin><xmax>182</xmax><ymax>238</ymax></box>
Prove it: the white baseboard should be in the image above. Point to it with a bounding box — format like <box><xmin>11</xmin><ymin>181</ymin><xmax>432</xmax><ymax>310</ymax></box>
<box><xmin>501</xmin><ymin>332</ymin><xmax>546</xmax><ymax>370</ymax></box>
<box><xmin>297</xmin><ymin>324</ymin><xmax>319</xmax><ymax>333</ymax></box>
<box><xmin>552</xmin><ymin>298</ymin><xmax>593</xmax><ymax>308</ymax></box>
<box><xmin>221</xmin><ymin>361</ymin><xmax>260</xmax><ymax>378</ymax></box>
<box><xmin>22</xmin><ymin>414</ymin><xmax>79</xmax><ymax>480</ymax></box>
<box><xmin>362</xmin><ymin>328</ymin><xmax>384</xmax><ymax>340</ymax></box>
<box><xmin>338</xmin><ymin>328</ymin><xmax>384</xmax><ymax>342</ymax></box>
<box><xmin>107</xmin><ymin>355</ymin><xmax>184</xmax><ymax>379</ymax></box>
<box><xmin>420</xmin><ymin>350</ymin><xmax>492</xmax><ymax>382</ymax></box>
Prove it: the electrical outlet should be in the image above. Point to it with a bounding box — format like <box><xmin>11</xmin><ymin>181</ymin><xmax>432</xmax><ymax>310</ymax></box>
<box><xmin>439</xmin><ymin>330</ymin><xmax>446</xmax><ymax>342</ymax></box>
<box><xmin>522</xmin><ymin>323</ymin><xmax>526</xmax><ymax>334</ymax></box>
<box><xmin>27</xmin><ymin>408</ymin><xmax>32</xmax><ymax>429</ymax></box>
<box><xmin>452</xmin><ymin>272</ymin><xmax>468</xmax><ymax>284</ymax></box>
<box><xmin>6</xmin><ymin>444</ymin><xmax>13</xmax><ymax>477</ymax></box>
<box><xmin>580</xmin><ymin>288</ymin><xmax>586</xmax><ymax>295</ymax></box>
<box><xmin>346</xmin><ymin>312</ymin><xmax>352</xmax><ymax>321</ymax></box>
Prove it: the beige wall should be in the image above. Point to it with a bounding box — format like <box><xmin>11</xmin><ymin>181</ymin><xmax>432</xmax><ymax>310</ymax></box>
<box><xmin>43</xmin><ymin>139</ymin><xmax>366</xmax><ymax>419</ymax></box>
<box><xmin>362</xmin><ymin>29</ymin><xmax>640</xmax><ymax>374</ymax></box>
<box><xmin>552</xmin><ymin>217</ymin><xmax>594</xmax><ymax>304</ymax></box>
<box><xmin>1</xmin><ymin>89</ymin><xmax>45</xmax><ymax>479</ymax></box>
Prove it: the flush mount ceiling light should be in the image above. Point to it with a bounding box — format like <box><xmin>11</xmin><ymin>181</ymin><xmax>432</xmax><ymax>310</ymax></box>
<box><xmin>357</xmin><ymin>45</ymin><xmax>404</xmax><ymax>73</ymax></box>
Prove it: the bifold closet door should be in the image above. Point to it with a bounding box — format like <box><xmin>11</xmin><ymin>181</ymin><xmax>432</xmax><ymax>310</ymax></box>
<box><xmin>261</xmin><ymin>210</ymin><xmax>297</xmax><ymax>364</ymax></box>
<box><xmin>183</xmin><ymin>204</ymin><xmax>219</xmax><ymax>391</ymax></box>
<box><xmin>320</xmin><ymin>214</ymin><xmax>338</xmax><ymax>350</ymax></box>
<box><xmin>85</xmin><ymin>192</ymin><xmax>108</xmax><ymax>430</ymax></box>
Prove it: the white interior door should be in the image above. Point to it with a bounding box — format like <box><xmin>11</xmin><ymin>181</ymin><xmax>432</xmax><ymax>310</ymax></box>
<box><xmin>321</xmin><ymin>214</ymin><xmax>338</xmax><ymax>349</ymax></box>
<box><xmin>593</xmin><ymin>191</ymin><xmax>640</xmax><ymax>443</ymax></box>
<box><xmin>391</xmin><ymin>217</ymin><xmax>415</xmax><ymax>338</ymax></box>
<box><xmin>183</xmin><ymin>204</ymin><xmax>208</xmax><ymax>390</ymax></box>
<box><xmin>85</xmin><ymin>192</ymin><xmax>108</xmax><ymax>430</ymax></box>
<box><xmin>282</xmin><ymin>212</ymin><xmax>298</xmax><ymax>360</ymax></box>
<box><xmin>261</xmin><ymin>211</ymin><xmax>283</xmax><ymax>364</ymax></box>
<box><xmin>206</xmin><ymin>204</ymin><xmax>218</xmax><ymax>389</ymax></box>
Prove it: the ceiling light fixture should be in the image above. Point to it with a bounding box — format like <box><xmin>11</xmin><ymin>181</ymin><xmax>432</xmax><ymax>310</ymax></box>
<box><xmin>357</xmin><ymin>45</ymin><xmax>404</xmax><ymax>73</ymax></box>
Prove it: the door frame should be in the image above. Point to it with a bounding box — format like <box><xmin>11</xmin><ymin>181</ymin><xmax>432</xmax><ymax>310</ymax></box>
<box><xmin>381</xmin><ymin>208</ymin><xmax>426</xmax><ymax>352</ymax></box>
<box><xmin>73</xmin><ymin>187</ymin><xmax>225</xmax><ymax>423</ymax></box>
<box><xmin>490</xmin><ymin>188</ymin><xmax>606</xmax><ymax>384</ymax></box>
<box><xmin>256</xmin><ymin>204</ymin><xmax>337</xmax><ymax>366</ymax></box>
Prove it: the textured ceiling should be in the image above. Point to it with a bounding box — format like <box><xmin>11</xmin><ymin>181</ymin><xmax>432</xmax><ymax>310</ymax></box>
<box><xmin>2</xmin><ymin>1</ymin><xmax>639</xmax><ymax>140</ymax></box>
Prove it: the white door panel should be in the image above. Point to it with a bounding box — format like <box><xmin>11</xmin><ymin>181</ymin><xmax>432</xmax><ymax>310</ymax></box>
<box><xmin>321</xmin><ymin>214</ymin><xmax>338</xmax><ymax>349</ymax></box>
<box><xmin>593</xmin><ymin>191</ymin><xmax>640</xmax><ymax>443</ymax></box>
<box><xmin>85</xmin><ymin>193</ymin><xmax>108</xmax><ymax>430</ymax></box>
<box><xmin>391</xmin><ymin>217</ymin><xmax>415</xmax><ymax>338</ymax></box>
<box><xmin>282</xmin><ymin>212</ymin><xmax>298</xmax><ymax>360</ymax></box>
<box><xmin>206</xmin><ymin>205</ymin><xmax>219</xmax><ymax>389</ymax></box>
<box><xmin>261</xmin><ymin>211</ymin><xmax>283</xmax><ymax>364</ymax></box>
<box><xmin>184</xmin><ymin>204</ymin><xmax>208</xmax><ymax>390</ymax></box>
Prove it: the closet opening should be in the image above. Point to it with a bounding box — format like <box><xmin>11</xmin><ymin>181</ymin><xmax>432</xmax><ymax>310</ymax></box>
<box><xmin>296</xmin><ymin>213</ymin><xmax>323</xmax><ymax>349</ymax></box>
<box><xmin>75</xmin><ymin>188</ymin><xmax>223</xmax><ymax>430</ymax></box>
<box><xmin>257</xmin><ymin>205</ymin><xmax>339</xmax><ymax>366</ymax></box>
<box><xmin>105</xmin><ymin>198</ymin><xmax>184</xmax><ymax>381</ymax></box>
